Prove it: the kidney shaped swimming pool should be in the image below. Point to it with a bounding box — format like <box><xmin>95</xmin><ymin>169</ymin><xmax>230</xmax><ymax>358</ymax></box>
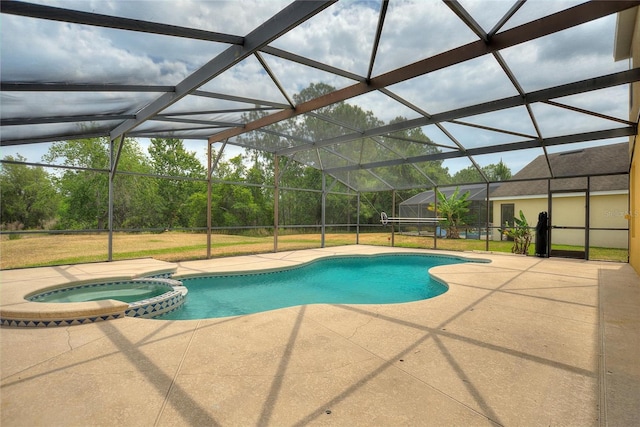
<box><xmin>161</xmin><ymin>253</ymin><xmax>479</xmax><ymax>320</ymax></box>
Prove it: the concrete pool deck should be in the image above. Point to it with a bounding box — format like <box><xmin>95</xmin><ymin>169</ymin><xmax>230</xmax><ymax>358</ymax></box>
<box><xmin>1</xmin><ymin>245</ymin><xmax>639</xmax><ymax>426</ymax></box>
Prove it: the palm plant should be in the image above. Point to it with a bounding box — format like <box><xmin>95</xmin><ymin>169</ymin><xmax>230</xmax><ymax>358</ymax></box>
<box><xmin>502</xmin><ymin>210</ymin><xmax>532</xmax><ymax>254</ymax></box>
<box><xmin>428</xmin><ymin>187</ymin><xmax>471</xmax><ymax>239</ymax></box>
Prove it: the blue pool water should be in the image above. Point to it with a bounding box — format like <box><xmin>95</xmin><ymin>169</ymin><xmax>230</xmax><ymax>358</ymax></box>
<box><xmin>161</xmin><ymin>254</ymin><xmax>470</xmax><ymax>320</ymax></box>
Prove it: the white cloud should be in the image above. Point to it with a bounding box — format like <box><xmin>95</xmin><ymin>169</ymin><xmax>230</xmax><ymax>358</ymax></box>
<box><xmin>373</xmin><ymin>0</ymin><xmax>479</xmax><ymax>76</ymax></box>
<box><xmin>271</xmin><ymin>0</ymin><xmax>379</xmax><ymax>76</ymax></box>
<box><xmin>500</xmin><ymin>15</ymin><xmax>625</xmax><ymax>92</ymax></box>
<box><xmin>387</xmin><ymin>54</ymin><xmax>519</xmax><ymax>115</ymax></box>
<box><xmin>1</xmin><ymin>14</ymin><xmax>207</xmax><ymax>85</ymax></box>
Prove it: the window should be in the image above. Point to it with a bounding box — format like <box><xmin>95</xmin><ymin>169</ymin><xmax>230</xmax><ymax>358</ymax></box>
<box><xmin>501</xmin><ymin>203</ymin><xmax>515</xmax><ymax>241</ymax></box>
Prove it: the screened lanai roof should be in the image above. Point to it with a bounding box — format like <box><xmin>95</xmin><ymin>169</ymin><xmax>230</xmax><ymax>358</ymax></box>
<box><xmin>1</xmin><ymin>0</ymin><xmax>638</xmax><ymax>192</ymax></box>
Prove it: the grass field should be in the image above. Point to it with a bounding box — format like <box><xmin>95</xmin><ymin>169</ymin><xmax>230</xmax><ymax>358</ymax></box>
<box><xmin>0</xmin><ymin>231</ymin><xmax>628</xmax><ymax>269</ymax></box>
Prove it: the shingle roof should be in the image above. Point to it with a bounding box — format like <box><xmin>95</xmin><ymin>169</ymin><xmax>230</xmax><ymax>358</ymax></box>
<box><xmin>490</xmin><ymin>143</ymin><xmax>629</xmax><ymax>198</ymax></box>
<box><xmin>401</xmin><ymin>183</ymin><xmax>502</xmax><ymax>206</ymax></box>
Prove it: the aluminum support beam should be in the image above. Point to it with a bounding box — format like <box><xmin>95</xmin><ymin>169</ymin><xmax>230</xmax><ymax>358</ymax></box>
<box><xmin>128</xmin><ymin>128</ymin><xmax>227</xmax><ymax>138</ymax></box>
<box><xmin>356</xmin><ymin>193</ymin><xmax>361</xmax><ymax>244</ymax></box>
<box><xmin>433</xmin><ymin>187</ymin><xmax>438</xmax><ymax>249</ymax></box>
<box><xmin>446</xmin><ymin>119</ymin><xmax>536</xmax><ymax>139</ymax></box>
<box><xmin>1</xmin><ymin>114</ymin><xmax>134</xmax><ymax>126</ymax></box>
<box><xmin>255</xmin><ymin>52</ymin><xmax>295</xmax><ymax>108</ymax></box>
<box><xmin>586</xmin><ymin>176</ymin><xmax>591</xmax><ymax>260</ymax></box>
<box><xmin>1</xmin><ymin>130</ymin><xmax>109</xmax><ymax>146</ymax></box>
<box><xmin>206</xmin><ymin>142</ymin><xmax>216</xmax><ymax>258</ymax></box>
<box><xmin>542</xmin><ymin>100</ymin><xmax>636</xmax><ymax>126</ymax></box>
<box><xmin>108</xmin><ymin>135</ymin><xmax>125</xmax><ymax>262</ymax></box>
<box><xmin>260</xmin><ymin>46</ymin><xmax>364</xmax><ymax>82</ymax></box>
<box><xmin>391</xmin><ymin>190</ymin><xmax>396</xmax><ymax>246</ymax></box>
<box><xmin>367</xmin><ymin>0</ymin><xmax>389</xmax><ymax>80</ymax></box>
<box><xmin>158</xmin><ymin>107</ymin><xmax>277</xmax><ymax>117</ymax></box>
<box><xmin>485</xmin><ymin>182</ymin><xmax>490</xmax><ymax>251</ymax></box>
<box><xmin>379</xmin><ymin>133</ymin><xmax>458</xmax><ymax>151</ymax></box>
<box><xmin>110</xmin><ymin>0</ymin><xmax>336</xmax><ymax>140</ymax></box>
<box><xmin>152</xmin><ymin>117</ymin><xmax>243</xmax><ymax>127</ymax></box>
<box><xmin>488</xmin><ymin>0</ymin><xmax>526</xmax><ymax>37</ymax></box>
<box><xmin>0</xmin><ymin>83</ymin><xmax>174</xmax><ymax>92</ymax></box>
<box><xmin>321</xmin><ymin>173</ymin><xmax>326</xmax><ymax>248</ymax></box>
<box><xmin>273</xmin><ymin>155</ymin><xmax>280</xmax><ymax>253</ymax></box>
<box><xmin>191</xmin><ymin>90</ymin><xmax>291</xmax><ymax>109</ymax></box>
<box><xmin>445</xmin><ymin>0</ymin><xmax>489</xmax><ymax>42</ymax></box>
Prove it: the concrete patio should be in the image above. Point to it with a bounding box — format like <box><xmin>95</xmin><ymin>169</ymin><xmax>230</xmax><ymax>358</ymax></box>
<box><xmin>1</xmin><ymin>245</ymin><xmax>639</xmax><ymax>426</ymax></box>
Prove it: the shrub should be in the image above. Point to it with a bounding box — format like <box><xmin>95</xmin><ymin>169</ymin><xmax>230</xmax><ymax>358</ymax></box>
<box><xmin>503</xmin><ymin>210</ymin><xmax>532</xmax><ymax>255</ymax></box>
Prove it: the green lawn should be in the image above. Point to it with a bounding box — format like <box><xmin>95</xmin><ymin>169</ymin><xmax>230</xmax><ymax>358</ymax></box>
<box><xmin>0</xmin><ymin>231</ymin><xmax>629</xmax><ymax>269</ymax></box>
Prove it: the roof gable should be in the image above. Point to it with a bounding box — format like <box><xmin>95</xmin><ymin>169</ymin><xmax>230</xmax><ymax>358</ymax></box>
<box><xmin>490</xmin><ymin>143</ymin><xmax>629</xmax><ymax>198</ymax></box>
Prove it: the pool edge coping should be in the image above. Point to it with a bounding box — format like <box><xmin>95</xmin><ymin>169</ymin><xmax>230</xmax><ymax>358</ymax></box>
<box><xmin>172</xmin><ymin>248</ymin><xmax>492</xmax><ymax>281</ymax></box>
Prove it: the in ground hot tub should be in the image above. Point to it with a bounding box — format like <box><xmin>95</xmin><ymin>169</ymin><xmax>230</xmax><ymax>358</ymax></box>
<box><xmin>30</xmin><ymin>280</ymin><xmax>173</xmax><ymax>303</ymax></box>
<box><xmin>3</xmin><ymin>277</ymin><xmax>189</xmax><ymax>327</ymax></box>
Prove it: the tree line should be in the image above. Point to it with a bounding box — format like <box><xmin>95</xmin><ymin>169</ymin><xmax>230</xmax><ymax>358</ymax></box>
<box><xmin>0</xmin><ymin>83</ymin><xmax>510</xmax><ymax>232</ymax></box>
<box><xmin>0</xmin><ymin>138</ymin><xmax>363</xmax><ymax>232</ymax></box>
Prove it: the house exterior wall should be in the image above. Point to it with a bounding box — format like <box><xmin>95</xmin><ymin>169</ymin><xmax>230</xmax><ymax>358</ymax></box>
<box><xmin>631</xmin><ymin>160</ymin><xmax>639</xmax><ymax>270</ymax></box>
<box><xmin>492</xmin><ymin>193</ymin><xmax>629</xmax><ymax>249</ymax></box>
<box><xmin>550</xmin><ymin>196</ymin><xmax>586</xmax><ymax>247</ymax></box>
<box><xmin>591</xmin><ymin>193</ymin><xmax>631</xmax><ymax>249</ymax></box>
<box><xmin>492</xmin><ymin>198</ymin><xmax>544</xmax><ymax>242</ymax></box>
<box><xmin>629</xmin><ymin>8</ymin><xmax>640</xmax><ymax>273</ymax></box>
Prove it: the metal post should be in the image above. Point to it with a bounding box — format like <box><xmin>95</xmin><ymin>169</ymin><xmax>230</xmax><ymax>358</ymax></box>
<box><xmin>433</xmin><ymin>187</ymin><xmax>438</xmax><ymax>249</ymax></box>
<box><xmin>347</xmin><ymin>187</ymin><xmax>351</xmax><ymax>234</ymax></box>
<box><xmin>207</xmin><ymin>142</ymin><xmax>212</xmax><ymax>258</ymax></box>
<box><xmin>547</xmin><ymin>179</ymin><xmax>552</xmax><ymax>257</ymax></box>
<box><xmin>627</xmin><ymin>169</ymin><xmax>631</xmax><ymax>263</ymax></box>
<box><xmin>321</xmin><ymin>173</ymin><xmax>326</xmax><ymax>248</ymax></box>
<box><xmin>107</xmin><ymin>135</ymin><xmax>124</xmax><ymax>262</ymax></box>
<box><xmin>207</xmin><ymin>140</ymin><xmax>228</xmax><ymax>259</ymax></box>
<box><xmin>108</xmin><ymin>139</ymin><xmax>114</xmax><ymax>262</ymax></box>
<box><xmin>391</xmin><ymin>190</ymin><xmax>395</xmax><ymax>247</ymax></box>
<box><xmin>585</xmin><ymin>176</ymin><xmax>590</xmax><ymax>260</ymax></box>
<box><xmin>273</xmin><ymin>155</ymin><xmax>279</xmax><ymax>253</ymax></box>
<box><xmin>356</xmin><ymin>192</ymin><xmax>360</xmax><ymax>245</ymax></box>
<box><xmin>486</xmin><ymin>182</ymin><xmax>490</xmax><ymax>252</ymax></box>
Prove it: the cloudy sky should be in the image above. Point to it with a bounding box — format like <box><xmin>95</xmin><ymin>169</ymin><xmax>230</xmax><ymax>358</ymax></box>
<box><xmin>0</xmin><ymin>0</ymin><xmax>631</xmax><ymax>178</ymax></box>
